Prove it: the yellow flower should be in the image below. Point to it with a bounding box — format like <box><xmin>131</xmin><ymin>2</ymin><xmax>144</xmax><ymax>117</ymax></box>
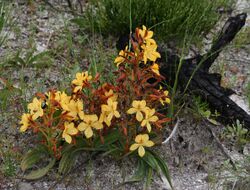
<box><xmin>65</xmin><ymin>99</ymin><xmax>84</xmax><ymax>120</ymax></box>
<box><xmin>141</xmin><ymin>108</ymin><xmax>159</xmax><ymax>132</ymax></box>
<box><xmin>78</xmin><ymin>114</ymin><xmax>103</xmax><ymax>138</ymax></box>
<box><xmin>151</xmin><ymin>63</ymin><xmax>160</xmax><ymax>75</ymax></box>
<box><xmin>159</xmin><ymin>86</ymin><xmax>171</xmax><ymax>105</ymax></box>
<box><xmin>139</xmin><ymin>25</ymin><xmax>154</xmax><ymax>41</ymax></box>
<box><xmin>105</xmin><ymin>89</ymin><xmax>118</xmax><ymax>101</ymax></box>
<box><xmin>127</xmin><ymin>100</ymin><xmax>148</xmax><ymax>122</ymax></box>
<box><xmin>28</xmin><ymin>97</ymin><xmax>44</xmax><ymax>120</ymax></box>
<box><xmin>72</xmin><ymin>71</ymin><xmax>92</xmax><ymax>93</ymax></box>
<box><xmin>141</xmin><ymin>41</ymin><xmax>161</xmax><ymax>64</ymax></box>
<box><xmin>54</xmin><ymin>91</ymin><xmax>71</xmax><ymax>110</ymax></box>
<box><xmin>62</xmin><ymin>122</ymin><xmax>78</xmax><ymax>144</ymax></box>
<box><xmin>114</xmin><ymin>46</ymin><xmax>128</xmax><ymax>67</ymax></box>
<box><xmin>99</xmin><ymin>111</ymin><xmax>111</xmax><ymax>127</ymax></box>
<box><xmin>101</xmin><ymin>98</ymin><xmax>120</xmax><ymax>124</ymax></box>
<box><xmin>20</xmin><ymin>113</ymin><xmax>31</xmax><ymax>132</ymax></box>
<box><xmin>130</xmin><ymin>134</ymin><xmax>154</xmax><ymax>157</ymax></box>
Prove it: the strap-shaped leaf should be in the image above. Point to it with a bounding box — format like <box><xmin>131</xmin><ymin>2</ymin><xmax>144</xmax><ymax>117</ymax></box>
<box><xmin>126</xmin><ymin>159</ymin><xmax>147</xmax><ymax>183</ymax></box>
<box><xmin>149</xmin><ymin>150</ymin><xmax>173</xmax><ymax>189</ymax></box>
<box><xmin>23</xmin><ymin>158</ymin><xmax>55</xmax><ymax>180</ymax></box>
<box><xmin>58</xmin><ymin>150</ymin><xmax>78</xmax><ymax>174</ymax></box>
<box><xmin>145</xmin><ymin>167</ymin><xmax>153</xmax><ymax>189</ymax></box>
<box><xmin>142</xmin><ymin>151</ymin><xmax>160</xmax><ymax>172</ymax></box>
<box><xmin>21</xmin><ymin>146</ymin><xmax>48</xmax><ymax>171</ymax></box>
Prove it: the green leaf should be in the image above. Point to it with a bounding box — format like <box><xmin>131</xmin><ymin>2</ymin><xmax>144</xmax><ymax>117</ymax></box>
<box><xmin>94</xmin><ymin>129</ymin><xmax>121</xmax><ymax>149</ymax></box>
<box><xmin>28</xmin><ymin>51</ymin><xmax>51</xmax><ymax>65</ymax></box>
<box><xmin>126</xmin><ymin>159</ymin><xmax>146</xmax><ymax>183</ymax></box>
<box><xmin>21</xmin><ymin>146</ymin><xmax>48</xmax><ymax>171</ymax></box>
<box><xmin>142</xmin><ymin>151</ymin><xmax>160</xmax><ymax>172</ymax></box>
<box><xmin>23</xmin><ymin>158</ymin><xmax>55</xmax><ymax>180</ymax></box>
<box><xmin>150</xmin><ymin>151</ymin><xmax>173</xmax><ymax>189</ymax></box>
<box><xmin>70</xmin><ymin>18</ymin><xmax>85</xmax><ymax>28</ymax></box>
<box><xmin>145</xmin><ymin>167</ymin><xmax>153</xmax><ymax>189</ymax></box>
<box><xmin>58</xmin><ymin>149</ymin><xmax>78</xmax><ymax>174</ymax></box>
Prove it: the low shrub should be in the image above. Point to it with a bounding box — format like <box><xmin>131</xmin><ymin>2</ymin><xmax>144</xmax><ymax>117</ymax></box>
<box><xmin>20</xmin><ymin>26</ymin><xmax>173</xmax><ymax>188</ymax></box>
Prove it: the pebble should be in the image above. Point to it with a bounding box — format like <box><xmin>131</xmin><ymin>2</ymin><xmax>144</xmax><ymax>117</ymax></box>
<box><xmin>17</xmin><ymin>182</ymin><xmax>34</xmax><ymax>190</ymax></box>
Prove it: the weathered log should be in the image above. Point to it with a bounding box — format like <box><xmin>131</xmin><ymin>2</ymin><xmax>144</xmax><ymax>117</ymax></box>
<box><xmin>117</xmin><ymin>13</ymin><xmax>250</xmax><ymax>129</ymax></box>
<box><xmin>159</xmin><ymin>13</ymin><xmax>250</xmax><ymax>128</ymax></box>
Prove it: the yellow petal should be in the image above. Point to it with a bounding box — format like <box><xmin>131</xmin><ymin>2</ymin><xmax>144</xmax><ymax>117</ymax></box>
<box><xmin>141</xmin><ymin>134</ymin><xmax>149</xmax><ymax>142</ymax></box>
<box><xmin>146</xmin><ymin>123</ymin><xmax>152</xmax><ymax>132</ymax></box>
<box><xmin>85</xmin><ymin>127</ymin><xmax>93</xmax><ymax>138</ymax></box>
<box><xmin>127</xmin><ymin>108</ymin><xmax>137</xmax><ymax>114</ymax></box>
<box><xmin>105</xmin><ymin>119</ymin><xmax>111</xmax><ymax>127</ymax></box>
<box><xmin>102</xmin><ymin>105</ymin><xmax>110</xmax><ymax>112</ymax></box>
<box><xmin>141</xmin><ymin>120</ymin><xmax>147</xmax><ymax>127</ymax></box>
<box><xmin>89</xmin><ymin>114</ymin><xmax>98</xmax><ymax>122</ymax></box>
<box><xmin>67</xmin><ymin>126</ymin><xmax>78</xmax><ymax>135</ymax></box>
<box><xmin>107</xmin><ymin>113</ymin><xmax>113</xmax><ymax>121</ymax></box>
<box><xmin>132</xmin><ymin>100</ymin><xmax>139</xmax><ymax>108</ymax></box>
<box><xmin>73</xmin><ymin>86</ymin><xmax>82</xmax><ymax>93</ymax></box>
<box><xmin>144</xmin><ymin>140</ymin><xmax>154</xmax><ymax>147</ymax></box>
<box><xmin>130</xmin><ymin>143</ymin><xmax>140</xmax><ymax>151</ymax></box>
<box><xmin>112</xmin><ymin>101</ymin><xmax>118</xmax><ymax>110</ymax></box>
<box><xmin>146</xmin><ymin>38</ymin><xmax>156</xmax><ymax>44</ymax></box>
<box><xmin>114</xmin><ymin>111</ymin><xmax>120</xmax><ymax>118</ymax></box>
<box><xmin>135</xmin><ymin>134</ymin><xmax>143</xmax><ymax>143</ymax></box>
<box><xmin>140</xmin><ymin>100</ymin><xmax>146</xmax><ymax>107</ymax></box>
<box><xmin>78</xmin><ymin>111</ymin><xmax>85</xmax><ymax>120</ymax></box>
<box><xmin>146</xmin><ymin>31</ymin><xmax>153</xmax><ymax>39</ymax></box>
<box><xmin>92</xmin><ymin>121</ymin><xmax>103</xmax><ymax>130</ymax></box>
<box><xmin>136</xmin><ymin>111</ymin><xmax>143</xmax><ymax>122</ymax></box>
<box><xmin>150</xmin><ymin>116</ymin><xmax>158</xmax><ymax>122</ymax></box>
<box><xmin>114</xmin><ymin>56</ymin><xmax>124</xmax><ymax>64</ymax></box>
<box><xmin>78</xmin><ymin>122</ymin><xmax>88</xmax><ymax>131</ymax></box>
<box><xmin>165</xmin><ymin>98</ymin><xmax>171</xmax><ymax>104</ymax></box>
<box><xmin>64</xmin><ymin>134</ymin><xmax>72</xmax><ymax>144</ymax></box>
<box><xmin>138</xmin><ymin>146</ymin><xmax>145</xmax><ymax>157</ymax></box>
<box><xmin>20</xmin><ymin>125</ymin><xmax>28</xmax><ymax>132</ymax></box>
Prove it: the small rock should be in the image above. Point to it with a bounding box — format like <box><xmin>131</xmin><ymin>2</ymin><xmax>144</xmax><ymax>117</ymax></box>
<box><xmin>243</xmin><ymin>144</ymin><xmax>250</xmax><ymax>155</ymax></box>
<box><xmin>18</xmin><ymin>182</ymin><xmax>34</xmax><ymax>190</ymax></box>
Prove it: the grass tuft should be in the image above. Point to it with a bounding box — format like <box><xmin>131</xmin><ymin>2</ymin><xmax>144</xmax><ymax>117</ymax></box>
<box><xmin>74</xmin><ymin>0</ymin><xmax>233</xmax><ymax>44</ymax></box>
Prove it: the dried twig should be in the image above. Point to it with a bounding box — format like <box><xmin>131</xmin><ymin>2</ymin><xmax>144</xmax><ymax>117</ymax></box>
<box><xmin>203</xmin><ymin>119</ymin><xmax>237</xmax><ymax>170</ymax></box>
<box><xmin>162</xmin><ymin>118</ymin><xmax>180</xmax><ymax>144</ymax></box>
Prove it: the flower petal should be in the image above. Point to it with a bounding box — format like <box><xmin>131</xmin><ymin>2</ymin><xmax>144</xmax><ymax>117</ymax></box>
<box><xmin>127</xmin><ymin>108</ymin><xmax>137</xmax><ymax>114</ymax></box>
<box><xmin>130</xmin><ymin>143</ymin><xmax>140</xmax><ymax>151</ymax></box>
<box><xmin>68</xmin><ymin>126</ymin><xmax>78</xmax><ymax>135</ymax></box>
<box><xmin>141</xmin><ymin>119</ymin><xmax>147</xmax><ymax>127</ymax></box>
<box><xmin>136</xmin><ymin>111</ymin><xmax>143</xmax><ymax>122</ymax></box>
<box><xmin>114</xmin><ymin>111</ymin><xmax>120</xmax><ymax>118</ymax></box>
<box><xmin>92</xmin><ymin>121</ymin><xmax>103</xmax><ymax>130</ymax></box>
<box><xmin>64</xmin><ymin>134</ymin><xmax>72</xmax><ymax>144</ymax></box>
<box><xmin>20</xmin><ymin>125</ymin><xmax>28</xmax><ymax>132</ymax></box>
<box><xmin>146</xmin><ymin>123</ymin><xmax>152</xmax><ymax>132</ymax></box>
<box><xmin>135</xmin><ymin>134</ymin><xmax>143</xmax><ymax>143</ymax></box>
<box><xmin>85</xmin><ymin>127</ymin><xmax>93</xmax><ymax>138</ymax></box>
<box><xmin>140</xmin><ymin>100</ymin><xmax>146</xmax><ymax>107</ymax></box>
<box><xmin>138</xmin><ymin>146</ymin><xmax>145</xmax><ymax>157</ymax></box>
<box><xmin>141</xmin><ymin>134</ymin><xmax>149</xmax><ymax>142</ymax></box>
<box><xmin>132</xmin><ymin>100</ymin><xmax>139</xmax><ymax>108</ymax></box>
<box><xmin>144</xmin><ymin>140</ymin><xmax>154</xmax><ymax>147</ymax></box>
<box><xmin>78</xmin><ymin>122</ymin><xmax>88</xmax><ymax>131</ymax></box>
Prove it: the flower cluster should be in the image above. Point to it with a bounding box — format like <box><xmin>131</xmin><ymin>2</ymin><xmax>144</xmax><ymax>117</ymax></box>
<box><xmin>20</xmin><ymin>26</ymin><xmax>171</xmax><ymax>159</ymax></box>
